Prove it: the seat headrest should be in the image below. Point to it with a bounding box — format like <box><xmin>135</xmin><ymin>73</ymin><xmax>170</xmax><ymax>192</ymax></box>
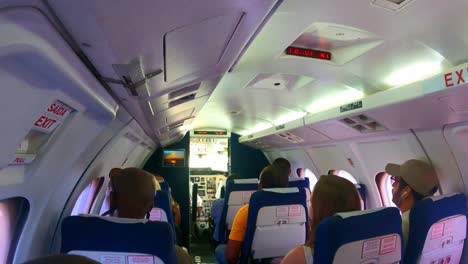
<box><xmin>288</xmin><ymin>177</ymin><xmax>310</xmax><ymax>189</ymax></box>
<box><xmin>288</xmin><ymin>177</ymin><xmax>305</xmax><ymax>182</ymax></box>
<box><xmin>61</xmin><ymin>215</ymin><xmax>177</xmax><ymax>264</ymax></box>
<box><xmin>263</xmin><ymin>187</ymin><xmax>299</xmax><ymax>193</ymax></box>
<box><xmin>78</xmin><ymin>214</ymin><xmax>149</xmax><ymax>223</ymax></box>
<box><xmin>233</xmin><ymin>178</ymin><xmax>258</xmax><ymax>184</ymax></box>
<box><xmin>159</xmin><ymin>181</ymin><xmax>170</xmax><ymax>192</ymax></box>
<box><xmin>335</xmin><ymin>207</ymin><xmax>385</xmax><ymax>219</ymax></box>
<box><xmin>314</xmin><ymin>207</ymin><xmax>403</xmax><ymax>264</ymax></box>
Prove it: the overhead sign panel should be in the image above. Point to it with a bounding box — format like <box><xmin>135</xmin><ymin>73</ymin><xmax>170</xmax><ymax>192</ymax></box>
<box><xmin>285</xmin><ymin>46</ymin><xmax>332</xmax><ymax>61</ymax></box>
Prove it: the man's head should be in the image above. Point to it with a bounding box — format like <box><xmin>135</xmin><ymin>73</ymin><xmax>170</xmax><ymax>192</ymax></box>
<box><xmin>385</xmin><ymin>159</ymin><xmax>438</xmax><ymax>213</ymax></box>
<box><xmin>273</xmin><ymin>157</ymin><xmax>292</xmax><ymax>177</ymax></box>
<box><xmin>109</xmin><ymin>168</ymin><xmax>156</xmax><ymax>219</ymax></box>
<box><xmin>258</xmin><ymin>164</ymin><xmax>289</xmax><ymax>190</ymax></box>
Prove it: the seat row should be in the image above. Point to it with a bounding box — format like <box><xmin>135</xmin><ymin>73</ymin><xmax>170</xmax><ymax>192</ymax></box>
<box><xmin>216</xmin><ymin>177</ymin><xmax>467</xmax><ymax>263</ymax></box>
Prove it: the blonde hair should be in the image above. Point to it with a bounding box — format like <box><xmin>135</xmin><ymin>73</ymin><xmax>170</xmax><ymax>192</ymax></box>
<box><xmin>307</xmin><ymin>175</ymin><xmax>361</xmax><ymax>246</ymax></box>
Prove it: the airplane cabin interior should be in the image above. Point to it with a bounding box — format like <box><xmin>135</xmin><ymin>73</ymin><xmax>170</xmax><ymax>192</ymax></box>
<box><xmin>1</xmin><ymin>0</ymin><xmax>468</xmax><ymax>263</ymax></box>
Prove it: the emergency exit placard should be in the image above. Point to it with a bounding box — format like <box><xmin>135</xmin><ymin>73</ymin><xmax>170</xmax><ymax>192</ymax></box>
<box><xmin>10</xmin><ymin>100</ymin><xmax>74</xmax><ymax>166</ymax></box>
<box><xmin>32</xmin><ymin>100</ymin><xmax>73</xmax><ymax>133</ymax></box>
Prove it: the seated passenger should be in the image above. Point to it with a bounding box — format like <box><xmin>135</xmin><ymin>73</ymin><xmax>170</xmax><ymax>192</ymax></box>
<box><xmin>273</xmin><ymin>157</ymin><xmax>292</xmax><ymax>177</ymax></box>
<box><xmin>23</xmin><ymin>254</ymin><xmax>99</xmax><ymax>264</ymax></box>
<box><xmin>281</xmin><ymin>176</ymin><xmax>361</xmax><ymax>264</ymax></box>
<box><xmin>210</xmin><ymin>195</ymin><xmax>225</xmax><ymax>244</ymax></box>
<box><xmin>385</xmin><ymin>159</ymin><xmax>438</xmax><ymax>246</ymax></box>
<box><xmin>151</xmin><ymin>173</ymin><xmax>162</xmax><ymax>191</ymax></box>
<box><xmin>106</xmin><ymin>168</ymin><xmax>193</xmax><ymax>264</ymax></box>
<box><xmin>216</xmin><ymin>164</ymin><xmax>289</xmax><ymax>264</ymax></box>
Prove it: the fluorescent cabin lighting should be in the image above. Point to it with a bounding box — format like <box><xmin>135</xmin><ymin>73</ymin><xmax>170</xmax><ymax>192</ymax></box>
<box><xmin>272</xmin><ymin>112</ymin><xmax>307</xmax><ymax>126</ymax></box>
<box><xmin>239</xmin><ymin>122</ymin><xmax>273</xmax><ymax>136</ymax></box>
<box><xmin>384</xmin><ymin>62</ymin><xmax>441</xmax><ymax>87</ymax></box>
<box><xmin>306</xmin><ymin>89</ymin><xmax>364</xmax><ymax>114</ymax></box>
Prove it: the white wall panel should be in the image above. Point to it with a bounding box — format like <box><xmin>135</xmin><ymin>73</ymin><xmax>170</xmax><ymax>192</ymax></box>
<box><xmin>443</xmin><ymin>123</ymin><xmax>468</xmax><ymax>194</ymax></box>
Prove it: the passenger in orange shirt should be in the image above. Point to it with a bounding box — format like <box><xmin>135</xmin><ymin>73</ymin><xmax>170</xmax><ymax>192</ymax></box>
<box><xmin>215</xmin><ymin>164</ymin><xmax>289</xmax><ymax>264</ymax></box>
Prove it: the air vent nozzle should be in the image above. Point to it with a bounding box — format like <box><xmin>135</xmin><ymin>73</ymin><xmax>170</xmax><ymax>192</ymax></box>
<box><xmin>275</xmin><ymin>132</ymin><xmax>304</xmax><ymax>144</ymax></box>
<box><xmin>340</xmin><ymin>114</ymin><xmax>386</xmax><ymax>133</ymax></box>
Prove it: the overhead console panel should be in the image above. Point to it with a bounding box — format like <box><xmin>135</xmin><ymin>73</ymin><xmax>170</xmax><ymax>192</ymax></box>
<box><xmin>164</xmin><ymin>13</ymin><xmax>244</xmax><ymax>83</ymax></box>
<box><xmin>48</xmin><ymin>0</ymin><xmax>281</xmax><ymax>146</ymax></box>
<box><xmin>240</xmin><ymin>62</ymin><xmax>468</xmax><ymax>149</ymax></box>
<box><xmin>283</xmin><ymin>23</ymin><xmax>384</xmax><ymax>65</ymax></box>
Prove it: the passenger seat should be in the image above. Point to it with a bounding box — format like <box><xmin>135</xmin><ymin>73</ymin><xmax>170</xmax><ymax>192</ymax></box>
<box><xmin>314</xmin><ymin>207</ymin><xmax>403</xmax><ymax>264</ymax></box>
<box><xmin>218</xmin><ymin>178</ymin><xmax>258</xmax><ymax>243</ymax></box>
<box><xmin>152</xmin><ymin>190</ymin><xmax>175</xmax><ymax>229</ymax></box>
<box><xmin>61</xmin><ymin>215</ymin><xmax>177</xmax><ymax>264</ymax></box>
<box><xmin>404</xmin><ymin>193</ymin><xmax>467</xmax><ymax>264</ymax></box>
<box><xmin>240</xmin><ymin>187</ymin><xmax>308</xmax><ymax>263</ymax></box>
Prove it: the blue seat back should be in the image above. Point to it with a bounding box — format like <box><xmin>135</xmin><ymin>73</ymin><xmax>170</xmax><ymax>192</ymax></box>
<box><xmin>160</xmin><ymin>181</ymin><xmax>170</xmax><ymax>192</ymax></box>
<box><xmin>314</xmin><ymin>207</ymin><xmax>403</xmax><ymax>264</ymax></box>
<box><xmin>153</xmin><ymin>190</ymin><xmax>175</xmax><ymax>229</ymax></box>
<box><xmin>404</xmin><ymin>193</ymin><xmax>467</xmax><ymax>264</ymax></box>
<box><xmin>61</xmin><ymin>215</ymin><xmax>177</xmax><ymax>264</ymax></box>
<box><xmin>288</xmin><ymin>177</ymin><xmax>310</xmax><ymax>190</ymax></box>
<box><xmin>241</xmin><ymin>188</ymin><xmax>308</xmax><ymax>263</ymax></box>
<box><xmin>355</xmin><ymin>184</ymin><xmax>367</xmax><ymax>209</ymax></box>
<box><xmin>219</xmin><ymin>178</ymin><xmax>258</xmax><ymax>242</ymax></box>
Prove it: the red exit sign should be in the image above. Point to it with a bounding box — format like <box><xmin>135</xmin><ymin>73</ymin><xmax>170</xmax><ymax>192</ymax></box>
<box><xmin>285</xmin><ymin>46</ymin><xmax>331</xmax><ymax>61</ymax></box>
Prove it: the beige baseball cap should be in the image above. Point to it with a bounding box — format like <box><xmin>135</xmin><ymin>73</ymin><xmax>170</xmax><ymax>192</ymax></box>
<box><xmin>385</xmin><ymin>159</ymin><xmax>439</xmax><ymax>197</ymax></box>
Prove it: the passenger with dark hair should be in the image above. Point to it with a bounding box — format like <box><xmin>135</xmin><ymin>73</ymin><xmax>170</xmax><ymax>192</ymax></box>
<box><xmin>215</xmin><ymin>165</ymin><xmax>289</xmax><ymax>264</ymax></box>
<box><xmin>106</xmin><ymin>168</ymin><xmax>193</xmax><ymax>264</ymax></box>
<box><xmin>273</xmin><ymin>157</ymin><xmax>292</xmax><ymax>177</ymax></box>
<box><xmin>385</xmin><ymin>159</ymin><xmax>439</xmax><ymax>247</ymax></box>
<box><xmin>281</xmin><ymin>176</ymin><xmax>362</xmax><ymax>264</ymax></box>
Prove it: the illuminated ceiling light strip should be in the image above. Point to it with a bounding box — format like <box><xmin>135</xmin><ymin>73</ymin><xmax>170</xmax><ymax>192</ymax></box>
<box><xmin>306</xmin><ymin>89</ymin><xmax>365</xmax><ymax>114</ymax></box>
<box><xmin>272</xmin><ymin>112</ymin><xmax>307</xmax><ymax>126</ymax></box>
<box><xmin>384</xmin><ymin>62</ymin><xmax>442</xmax><ymax>87</ymax></box>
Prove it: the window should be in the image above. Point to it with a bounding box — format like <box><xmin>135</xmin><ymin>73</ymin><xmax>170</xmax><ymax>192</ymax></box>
<box><xmin>375</xmin><ymin>172</ymin><xmax>396</xmax><ymax>207</ymax></box>
<box><xmin>297</xmin><ymin>168</ymin><xmax>318</xmax><ymax>190</ymax></box>
<box><xmin>328</xmin><ymin>170</ymin><xmax>358</xmax><ymax>184</ymax></box>
<box><xmin>71</xmin><ymin>177</ymin><xmax>105</xmax><ymax>215</ymax></box>
<box><xmin>0</xmin><ymin>197</ymin><xmax>29</xmax><ymax>264</ymax></box>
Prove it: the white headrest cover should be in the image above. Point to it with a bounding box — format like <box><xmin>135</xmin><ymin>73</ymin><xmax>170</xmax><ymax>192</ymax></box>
<box><xmin>78</xmin><ymin>214</ymin><xmax>149</xmax><ymax>224</ymax></box>
<box><xmin>149</xmin><ymin>208</ymin><xmax>168</xmax><ymax>222</ymax></box>
<box><xmin>420</xmin><ymin>215</ymin><xmax>467</xmax><ymax>264</ymax></box>
<box><xmin>336</xmin><ymin>208</ymin><xmax>385</xmax><ymax>219</ymax></box>
<box><xmin>333</xmin><ymin>234</ymin><xmax>402</xmax><ymax>263</ymax></box>
<box><xmin>263</xmin><ymin>187</ymin><xmax>299</xmax><ymax>194</ymax></box>
<box><xmin>251</xmin><ymin>205</ymin><xmax>307</xmax><ymax>259</ymax></box>
<box><xmin>428</xmin><ymin>193</ymin><xmax>459</xmax><ymax>202</ymax></box>
<box><xmin>69</xmin><ymin>250</ymin><xmax>164</xmax><ymax>264</ymax></box>
<box><xmin>288</xmin><ymin>177</ymin><xmax>305</xmax><ymax>182</ymax></box>
<box><xmin>233</xmin><ymin>178</ymin><xmax>258</xmax><ymax>184</ymax></box>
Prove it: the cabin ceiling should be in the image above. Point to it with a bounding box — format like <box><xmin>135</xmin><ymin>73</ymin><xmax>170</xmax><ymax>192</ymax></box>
<box><xmin>2</xmin><ymin>0</ymin><xmax>468</xmax><ymax>146</ymax></box>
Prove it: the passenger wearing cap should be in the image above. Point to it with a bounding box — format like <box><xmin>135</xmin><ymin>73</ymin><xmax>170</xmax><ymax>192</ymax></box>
<box><xmin>385</xmin><ymin>159</ymin><xmax>439</xmax><ymax>246</ymax></box>
<box><xmin>106</xmin><ymin>168</ymin><xmax>193</xmax><ymax>264</ymax></box>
